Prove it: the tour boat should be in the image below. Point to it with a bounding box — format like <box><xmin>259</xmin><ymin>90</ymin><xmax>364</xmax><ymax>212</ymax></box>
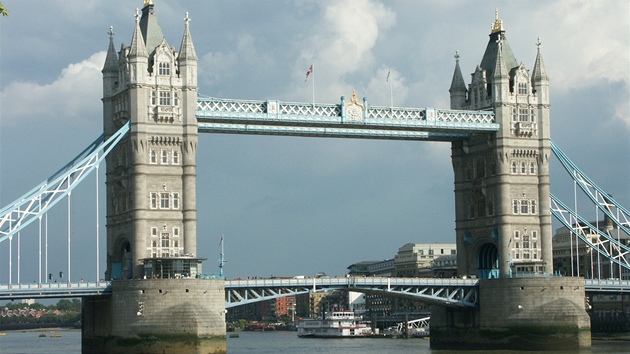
<box><xmin>297</xmin><ymin>311</ymin><xmax>373</xmax><ymax>338</ymax></box>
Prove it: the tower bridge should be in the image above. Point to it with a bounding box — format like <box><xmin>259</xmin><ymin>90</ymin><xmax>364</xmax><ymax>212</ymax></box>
<box><xmin>1</xmin><ymin>2</ymin><xmax>628</xmax><ymax>352</ymax></box>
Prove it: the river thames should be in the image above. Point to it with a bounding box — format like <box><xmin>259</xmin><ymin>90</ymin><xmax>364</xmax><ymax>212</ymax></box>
<box><xmin>1</xmin><ymin>329</ymin><xmax>630</xmax><ymax>353</ymax></box>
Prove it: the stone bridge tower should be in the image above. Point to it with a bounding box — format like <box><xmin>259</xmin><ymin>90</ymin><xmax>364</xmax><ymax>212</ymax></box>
<box><xmin>449</xmin><ymin>10</ymin><xmax>552</xmax><ymax>278</ymax></box>
<box><xmin>102</xmin><ymin>2</ymin><xmax>200</xmax><ymax>279</ymax></box>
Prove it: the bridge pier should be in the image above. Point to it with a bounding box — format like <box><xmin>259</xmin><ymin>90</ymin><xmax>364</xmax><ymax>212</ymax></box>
<box><xmin>430</xmin><ymin>277</ymin><xmax>591</xmax><ymax>351</ymax></box>
<box><xmin>82</xmin><ymin>279</ymin><xmax>226</xmax><ymax>354</ymax></box>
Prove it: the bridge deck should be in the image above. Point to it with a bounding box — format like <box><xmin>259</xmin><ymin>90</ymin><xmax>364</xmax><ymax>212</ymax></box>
<box><xmin>1</xmin><ymin>278</ymin><xmax>628</xmax><ymax>303</ymax></box>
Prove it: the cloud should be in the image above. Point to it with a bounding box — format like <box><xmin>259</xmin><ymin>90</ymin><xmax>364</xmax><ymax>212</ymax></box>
<box><xmin>292</xmin><ymin>0</ymin><xmax>397</xmax><ymax>103</ymax></box>
<box><xmin>1</xmin><ymin>52</ymin><xmax>105</xmax><ymax>126</ymax></box>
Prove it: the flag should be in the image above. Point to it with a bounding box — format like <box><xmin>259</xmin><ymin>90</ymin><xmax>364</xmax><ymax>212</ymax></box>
<box><xmin>305</xmin><ymin>64</ymin><xmax>313</xmax><ymax>82</ymax></box>
<box><xmin>386</xmin><ymin>70</ymin><xmax>391</xmax><ymax>83</ymax></box>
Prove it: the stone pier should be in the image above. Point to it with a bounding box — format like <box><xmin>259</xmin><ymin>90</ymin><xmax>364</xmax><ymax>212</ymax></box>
<box><xmin>430</xmin><ymin>277</ymin><xmax>591</xmax><ymax>351</ymax></box>
<box><xmin>82</xmin><ymin>279</ymin><xmax>226</xmax><ymax>354</ymax></box>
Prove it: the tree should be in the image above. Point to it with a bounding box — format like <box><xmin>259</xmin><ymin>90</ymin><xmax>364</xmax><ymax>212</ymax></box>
<box><xmin>56</xmin><ymin>299</ymin><xmax>76</xmax><ymax>311</ymax></box>
<box><xmin>0</xmin><ymin>3</ymin><xmax>8</xmax><ymax>16</ymax></box>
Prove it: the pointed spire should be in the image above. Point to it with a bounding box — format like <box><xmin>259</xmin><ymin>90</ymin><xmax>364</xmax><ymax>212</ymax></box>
<box><xmin>129</xmin><ymin>8</ymin><xmax>148</xmax><ymax>58</ymax></box>
<box><xmin>103</xmin><ymin>26</ymin><xmax>119</xmax><ymax>72</ymax></box>
<box><xmin>492</xmin><ymin>35</ymin><xmax>508</xmax><ymax>80</ymax></box>
<box><xmin>450</xmin><ymin>51</ymin><xmax>466</xmax><ymax>92</ymax></box>
<box><xmin>531</xmin><ymin>37</ymin><xmax>549</xmax><ymax>82</ymax></box>
<box><xmin>179</xmin><ymin>12</ymin><xmax>198</xmax><ymax>61</ymax></box>
<box><xmin>450</xmin><ymin>51</ymin><xmax>467</xmax><ymax>109</ymax></box>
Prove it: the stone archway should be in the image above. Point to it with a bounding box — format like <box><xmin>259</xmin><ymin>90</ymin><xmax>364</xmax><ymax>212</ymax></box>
<box><xmin>477</xmin><ymin>243</ymin><xmax>499</xmax><ymax>279</ymax></box>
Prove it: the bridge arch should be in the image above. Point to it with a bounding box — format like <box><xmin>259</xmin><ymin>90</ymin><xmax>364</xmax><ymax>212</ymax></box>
<box><xmin>110</xmin><ymin>236</ymin><xmax>132</xmax><ymax>280</ymax></box>
<box><xmin>477</xmin><ymin>242</ymin><xmax>499</xmax><ymax>279</ymax></box>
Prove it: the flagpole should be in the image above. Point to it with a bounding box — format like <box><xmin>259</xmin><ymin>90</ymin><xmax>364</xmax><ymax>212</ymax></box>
<box><xmin>311</xmin><ymin>63</ymin><xmax>315</xmax><ymax>105</ymax></box>
<box><xmin>390</xmin><ymin>77</ymin><xmax>393</xmax><ymax>108</ymax></box>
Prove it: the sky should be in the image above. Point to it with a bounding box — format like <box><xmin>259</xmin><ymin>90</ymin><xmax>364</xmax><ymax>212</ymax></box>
<box><xmin>0</xmin><ymin>0</ymin><xmax>628</xmax><ymax>282</ymax></box>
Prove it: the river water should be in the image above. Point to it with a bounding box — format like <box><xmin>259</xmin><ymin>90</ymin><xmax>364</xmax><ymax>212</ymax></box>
<box><xmin>1</xmin><ymin>329</ymin><xmax>629</xmax><ymax>353</ymax></box>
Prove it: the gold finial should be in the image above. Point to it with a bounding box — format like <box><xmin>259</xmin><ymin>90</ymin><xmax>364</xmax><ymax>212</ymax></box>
<box><xmin>144</xmin><ymin>0</ymin><xmax>152</xmax><ymax>6</ymax></box>
<box><xmin>351</xmin><ymin>90</ymin><xmax>359</xmax><ymax>104</ymax></box>
<box><xmin>491</xmin><ymin>8</ymin><xmax>504</xmax><ymax>33</ymax></box>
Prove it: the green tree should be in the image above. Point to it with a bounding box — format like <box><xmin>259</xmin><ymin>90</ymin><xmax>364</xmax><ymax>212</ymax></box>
<box><xmin>56</xmin><ymin>299</ymin><xmax>76</xmax><ymax>311</ymax></box>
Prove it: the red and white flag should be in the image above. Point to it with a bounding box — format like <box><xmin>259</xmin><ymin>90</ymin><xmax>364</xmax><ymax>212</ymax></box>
<box><xmin>304</xmin><ymin>64</ymin><xmax>313</xmax><ymax>82</ymax></box>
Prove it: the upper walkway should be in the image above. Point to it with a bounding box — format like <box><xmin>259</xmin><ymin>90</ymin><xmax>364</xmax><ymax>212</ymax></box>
<box><xmin>196</xmin><ymin>96</ymin><xmax>498</xmax><ymax>141</ymax></box>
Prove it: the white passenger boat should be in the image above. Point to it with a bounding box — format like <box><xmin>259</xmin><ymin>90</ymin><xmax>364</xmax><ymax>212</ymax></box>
<box><xmin>297</xmin><ymin>311</ymin><xmax>373</xmax><ymax>338</ymax></box>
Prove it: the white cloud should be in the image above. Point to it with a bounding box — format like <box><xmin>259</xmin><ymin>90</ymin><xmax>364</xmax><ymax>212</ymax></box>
<box><xmin>1</xmin><ymin>52</ymin><xmax>105</xmax><ymax>126</ymax></box>
<box><xmin>291</xmin><ymin>0</ymin><xmax>397</xmax><ymax>102</ymax></box>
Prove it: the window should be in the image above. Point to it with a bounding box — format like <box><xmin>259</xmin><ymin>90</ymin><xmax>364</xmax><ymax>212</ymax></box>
<box><xmin>161</xmin><ymin>150</ymin><xmax>168</xmax><ymax>164</ymax></box>
<box><xmin>518</xmin><ymin>82</ymin><xmax>528</xmax><ymax>95</ymax></box>
<box><xmin>172</xmin><ymin>150</ymin><xmax>180</xmax><ymax>164</ymax></box>
<box><xmin>523</xmin><ymin>236</ymin><xmax>530</xmax><ymax>249</ymax></box>
<box><xmin>174</xmin><ymin>91</ymin><xmax>179</xmax><ymax>106</ymax></box>
<box><xmin>512</xmin><ymin>107</ymin><xmax>518</xmax><ymax>121</ymax></box>
<box><xmin>475</xmin><ymin>158</ymin><xmax>485</xmax><ymax>179</ymax></box>
<box><xmin>521</xmin><ymin>162</ymin><xmax>526</xmax><ymax>174</ymax></box>
<box><xmin>511</xmin><ymin>162</ymin><xmax>517</xmax><ymax>174</ymax></box>
<box><xmin>151</xmin><ymin>227</ymin><xmax>158</xmax><ymax>237</ymax></box>
<box><xmin>173</xmin><ymin>227</ymin><xmax>180</xmax><ymax>237</ymax></box>
<box><xmin>515</xmin><ymin>252</ymin><xmax>520</xmax><ymax>259</ymax></box>
<box><xmin>487</xmin><ymin>199</ymin><xmax>494</xmax><ymax>216</ymax></box>
<box><xmin>531</xmin><ymin>201</ymin><xmax>537</xmax><ymax>215</ymax></box>
<box><xmin>160</xmin><ymin>193</ymin><xmax>170</xmax><ymax>209</ymax></box>
<box><xmin>521</xmin><ymin>200</ymin><xmax>529</xmax><ymax>214</ymax></box>
<box><xmin>151</xmin><ymin>91</ymin><xmax>156</xmax><ymax>105</ymax></box>
<box><xmin>515</xmin><ymin>242</ymin><xmax>519</xmax><ymax>249</ymax></box>
<box><xmin>158</xmin><ymin>62</ymin><xmax>170</xmax><ymax>76</ymax></box>
<box><xmin>532</xmin><ymin>231</ymin><xmax>538</xmax><ymax>239</ymax></box>
<box><xmin>150</xmin><ymin>193</ymin><xmax>158</xmax><ymax>209</ymax></box>
<box><xmin>151</xmin><ymin>240</ymin><xmax>157</xmax><ymax>247</ymax></box>
<box><xmin>150</xmin><ymin>150</ymin><xmax>157</xmax><ymax>164</ymax></box>
<box><xmin>161</xmin><ymin>233</ymin><xmax>170</xmax><ymax>248</ymax></box>
<box><xmin>530</xmin><ymin>109</ymin><xmax>536</xmax><ymax>122</ymax></box>
<box><xmin>174</xmin><ymin>240</ymin><xmax>179</xmax><ymax>248</ymax></box>
<box><xmin>159</xmin><ymin>91</ymin><xmax>171</xmax><ymax>106</ymax></box>
<box><xmin>530</xmin><ymin>162</ymin><xmax>536</xmax><ymax>174</ymax></box>
<box><xmin>172</xmin><ymin>193</ymin><xmax>180</xmax><ymax>209</ymax></box>
<box><xmin>514</xmin><ymin>230</ymin><xmax>520</xmax><ymax>239</ymax></box>
<box><xmin>513</xmin><ymin>200</ymin><xmax>519</xmax><ymax>214</ymax></box>
<box><xmin>519</xmin><ymin>108</ymin><xmax>528</xmax><ymax>122</ymax></box>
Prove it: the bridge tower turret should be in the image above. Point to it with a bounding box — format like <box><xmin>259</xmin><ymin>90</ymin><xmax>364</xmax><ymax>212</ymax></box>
<box><xmin>450</xmin><ymin>10</ymin><xmax>552</xmax><ymax>278</ymax></box>
<box><xmin>102</xmin><ymin>2</ymin><xmax>200</xmax><ymax>280</ymax></box>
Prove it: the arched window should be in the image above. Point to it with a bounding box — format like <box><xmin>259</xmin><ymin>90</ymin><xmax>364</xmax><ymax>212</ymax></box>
<box><xmin>521</xmin><ymin>162</ymin><xmax>526</xmax><ymax>174</ymax></box>
<box><xmin>172</xmin><ymin>150</ymin><xmax>180</xmax><ymax>164</ymax></box>
<box><xmin>511</xmin><ymin>162</ymin><xmax>517</xmax><ymax>174</ymax></box>
<box><xmin>513</xmin><ymin>200</ymin><xmax>519</xmax><ymax>214</ymax></box>
<box><xmin>530</xmin><ymin>162</ymin><xmax>536</xmax><ymax>174</ymax></box>
<box><xmin>150</xmin><ymin>150</ymin><xmax>157</xmax><ymax>164</ymax></box>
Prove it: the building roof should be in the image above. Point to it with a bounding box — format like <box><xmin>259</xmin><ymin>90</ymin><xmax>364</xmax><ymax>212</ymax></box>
<box><xmin>478</xmin><ymin>10</ymin><xmax>519</xmax><ymax>80</ymax></box>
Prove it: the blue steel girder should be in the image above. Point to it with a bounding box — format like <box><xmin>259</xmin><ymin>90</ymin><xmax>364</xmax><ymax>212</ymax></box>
<box><xmin>550</xmin><ymin>194</ymin><xmax>630</xmax><ymax>271</ymax></box>
<box><xmin>224</xmin><ymin>277</ymin><xmax>479</xmax><ymax>308</ymax></box>
<box><xmin>196</xmin><ymin>97</ymin><xmax>497</xmax><ymax>141</ymax></box>
<box><xmin>551</xmin><ymin>141</ymin><xmax>630</xmax><ymax>238</ymax></box>
<box><xmin>0</xmin><ymin>122</ymin><xmax>130</xmax><ymax>244</ymax></box>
